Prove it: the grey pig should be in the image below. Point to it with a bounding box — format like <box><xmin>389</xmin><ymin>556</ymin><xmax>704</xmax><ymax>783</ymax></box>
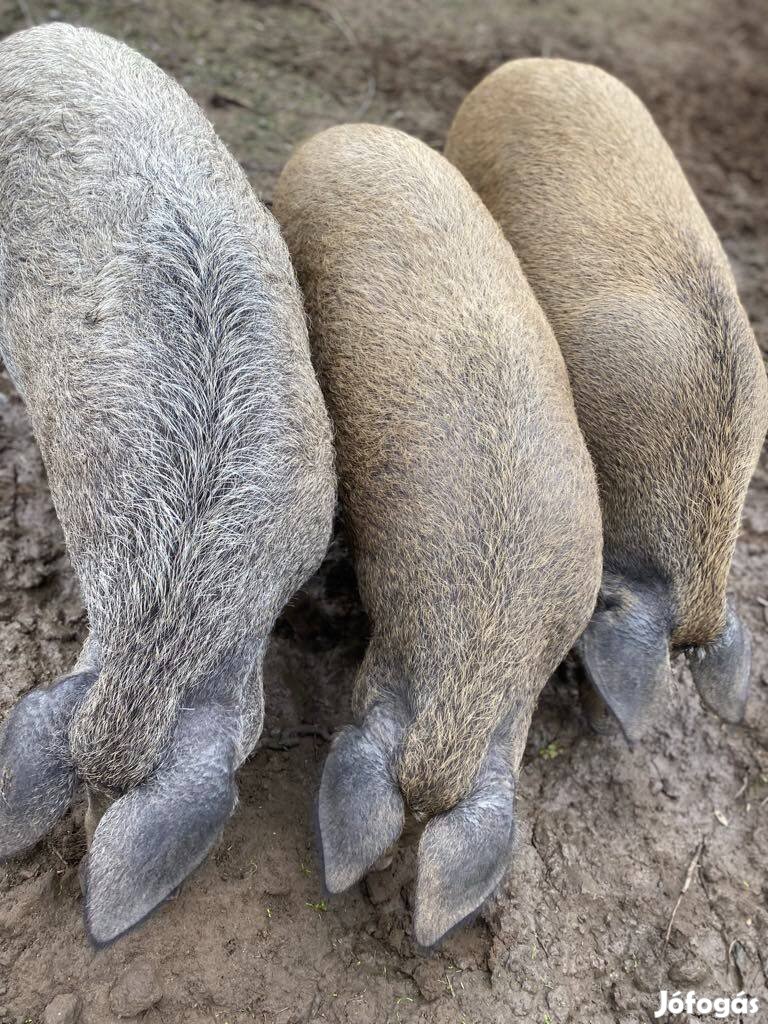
<box><xmin>446</xmin><ymin>59</ymin><xmax>768</xmax><ymax>740</ymax></box>
<box><xmin>0</xmin><ymin>23</ymin><xmax>335</xmax><ymax>945</ymax></box>
<box><xmin>273</xmin><ymin>124</ymin><xmax>602</xmax><ymax>946</ymax></box>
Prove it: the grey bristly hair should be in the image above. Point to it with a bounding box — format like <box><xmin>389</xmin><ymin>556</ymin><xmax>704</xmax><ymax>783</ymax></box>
<box><xmin>0</xmin><ymin>22</ymin><xmax>335</xmax><ymax>793</ymax></box>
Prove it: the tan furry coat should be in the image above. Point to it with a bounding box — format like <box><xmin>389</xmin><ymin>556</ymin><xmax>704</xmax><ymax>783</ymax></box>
<box><xmin>447</xmin><ymin>59</ymin><xmax>768</xmax><ymax>738</ymax></box>
<box><xmin>274</xmin><ymin>123</ymin><xmax>602</xmax><ymax>945</ymax></box>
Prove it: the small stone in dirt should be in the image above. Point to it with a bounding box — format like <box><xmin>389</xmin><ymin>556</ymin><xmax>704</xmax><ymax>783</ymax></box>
<box><xmin>364</xmin><ymin>871</ymin><xmax>393</xmax><ymax>906</ymax></box>
<box><xmin>411</xmin><ymin>961</ymin><xmax>445</xmax><ymax>1002</ymax></box>
<box><xmin>43</xmin><ymin>993</ymin><xmax>79</xmax><ymax>1024</ymax></box>
<box><xmin>669</xmin><ymin>956</ymin><xmax>709</xmax><ymax>986</ymax></box>
<box><xmin>108</xmin><ymin>961</ymin><xmax>162</xmax><ymax>1018</ymax></box>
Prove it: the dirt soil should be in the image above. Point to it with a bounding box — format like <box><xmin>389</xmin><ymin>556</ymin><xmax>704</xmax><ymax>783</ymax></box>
<box><xmin>1</xmin><ymin>0</ymin><xmax>767</xmax><ymax>1021</ymax></box>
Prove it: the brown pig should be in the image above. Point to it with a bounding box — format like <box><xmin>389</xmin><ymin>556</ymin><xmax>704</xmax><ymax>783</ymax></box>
<box><xmin>273</xmin><ymin>124</ymin><xmax>602</xmax><ymax>946</ymax></box>
<box><xmin>446</xmin><ymin>59</ymin><xmax>768</xmax><ymax>740</ymax></box>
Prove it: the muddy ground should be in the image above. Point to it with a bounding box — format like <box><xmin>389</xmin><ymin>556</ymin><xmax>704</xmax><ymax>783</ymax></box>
<box><xmin>1</xmin><ymin>0</ymin><xmax>767</xmax><ymax>1021</ymax></box>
